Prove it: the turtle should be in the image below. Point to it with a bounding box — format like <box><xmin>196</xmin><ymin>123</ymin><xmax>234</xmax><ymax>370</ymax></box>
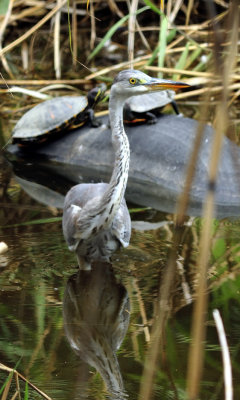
<box><xmin>12</xmin><ymin>83</ymin><xmax>106</xmax><ymax>146</ymax></box>
<box><xmin>123</xmin><ymin>89</ymin><xmax>180</xmax><ymax>124</ymax></box>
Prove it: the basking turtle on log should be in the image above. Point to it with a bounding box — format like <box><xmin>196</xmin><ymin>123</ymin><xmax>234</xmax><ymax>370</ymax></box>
<box><xmin>11</xmin><ymin>84</ymin><xmax>106</xmax><ymax>146</ymax></box>
<box><xmin>123</xmin><ymin>89</ymin><xmax>180</xmax><ymax>124</ymax></box>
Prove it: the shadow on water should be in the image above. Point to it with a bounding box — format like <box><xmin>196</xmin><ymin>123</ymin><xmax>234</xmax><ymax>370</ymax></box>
<box><xmin>63</xmin><ymin>261</ymin><xmax>129</xmax><ymax>399</ymax></box>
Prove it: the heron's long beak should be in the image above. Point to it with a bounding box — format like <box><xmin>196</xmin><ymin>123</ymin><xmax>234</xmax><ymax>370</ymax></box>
<box><xmin>146</xmin><ymin>78</ymin><xmax>190</xmax><ymax>91</ymax></box>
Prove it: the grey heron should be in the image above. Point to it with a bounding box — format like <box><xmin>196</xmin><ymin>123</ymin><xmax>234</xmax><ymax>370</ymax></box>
<box><xmin>62</xmin><ymin>69</ymin><xmax>189</xmax><ymax>269</ymax></box>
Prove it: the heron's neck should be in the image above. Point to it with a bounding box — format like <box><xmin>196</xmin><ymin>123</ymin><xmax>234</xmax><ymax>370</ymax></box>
<box><xmin>81</xmin><ymin>93</ymin><xmax>129</xmax><ymax>236</ymax></box>
<box><xmin>101</xmin><ymin>93</ymin><xmax>130</xmax><ymax>222</ymax></box>
<box><xmin>106</xmin><ymin>94</ymin><xmax>130</xmax><ymax>215</ymax></box>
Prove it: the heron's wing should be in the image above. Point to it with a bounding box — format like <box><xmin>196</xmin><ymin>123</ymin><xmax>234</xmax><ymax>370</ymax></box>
<box><xmin>62</xmin><ymin>203</ymin><xmax>83</xmax><ymax>250</ymax></box>
<box><xmin>62</xmin><ymin>182</ymin><xmax>108</xmax><ymax>248</ymax></box>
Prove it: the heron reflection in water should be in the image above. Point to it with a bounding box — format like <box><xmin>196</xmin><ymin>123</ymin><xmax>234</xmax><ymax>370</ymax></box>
<box><xmin>62</xmin><ymin>70</ymin><xmax>189</xmax><ymax>270</ymax></box>
<box><xmin>63</xmin><ymin>261</ymin><xmax>130</xmax><ymax>398</ymax></box>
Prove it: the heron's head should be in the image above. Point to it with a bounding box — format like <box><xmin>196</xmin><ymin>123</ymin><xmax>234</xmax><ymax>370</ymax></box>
<box><xmin>112</xmin><ymin>69</ymin><xmax>189</xmax><ymax>99</ymax></box>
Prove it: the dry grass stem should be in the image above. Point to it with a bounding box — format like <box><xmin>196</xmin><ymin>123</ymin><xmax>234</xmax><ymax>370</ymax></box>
<box><xmin>0</xmin><ymin>363</ymin><xmax>53</xmax><ymax>400</ymax></box>
<box><xmin>138</xmin><ymin>245</ymin><xmax>179</xmax><ymax>400</ymax></box>
<box><xmin>10</xmin><ymin>391</ymin><xmax>20</xmax><ymax>400</ymax></box>
<box><xmin>213</xmin><ymin>309</ymin><xmax>233</xmax><ymax>400</ymax></box>
<box><xmin>169</xmin><ymin>0</ymin><xmax>184</xmax><ymax>25</ymax></box>
<box><xmin>132</xmin><ymin>277</ymin><xmax>150</xmax><ymax>343</ymax></box>
<box><xmin>85</xmin><ymin>55</ymin><xmax>149</xmax><ymax>80</ymax></box>
<box><xmin>1</xmin><ymin>370</ymin><xmax>13</xmax><ymax>400</ymax></box>
<box><xmin>25</xmin><ymin>327</ymin><xmax>50</xmax><ymax>376</ymax></box>
<box><xmin>0</xmin><ymin>0</ymin><xmax>14</xmax><ymax>78</ymax></box>
<box><xmin>186</xmin><ymin>0</ymin><xmax>194</xmax><ymax>26</ymax></box>
<box><xmin>175</xmin><ymin>84</ymin><xmax>240</xmax><ymax>100</ymax></box>
<box><xmin>9</xmin><ymin>4</ymin><xmax>46</xmax><ymax>23</ymax></box>
<box><xmin>145</xmin><ymin>65</ymin><xmax>239</xmax><ymax>80</ymax></box>
<box><xmin>128</xmin><ymin>0</ymin><xmax>139</xmax><ymax>67</ymax></box>
<box><xmin>21</xmin><ymin>41</ymin><xmax>29</xmax><ymax>72</ymax></box>
<box><xmin>72</xmin><ymin>1</ymin><xmax>78</xmax><ymax>66</ymax></box>
<box><xmin>90</xmin><ymin>0</ymin><xmax>96</xmax><ymax>50</ymax></box>
<box><xmin>3</xmin><ymin>79</ymin><xmax>87</xmax><ymax>86</ymax></box>
<box><xmin>0</xmin><ymin>0</ymin><xmax>68</xmax><ymax>58</ymax></box>
<box><xmin>107</xmin><ymin>0</ymin><xmax>124</xmax><ymax>18</ymax></box>
<box><xmin>54</xmin><ymin>0</ymin><xmax>62</xmax><ymax>79</ymax></box>
<box><xmin>7</xmin><ymin>86</ymin><xmax>50</xmax><ymax>100</ymax></box>
<box><xmin>186</xmin><ymin>3</ymin><xmax>238</xmax><ymax>398</ymax></box>
<box><xmin>174</xmin><ymin>107</ymin><xmax>209</xmax><ymax>223</ymax></box>
<box><xmin>15</xmin><ymin>372</ymin><xmax>21</xmax><ymax>400</ymax></box>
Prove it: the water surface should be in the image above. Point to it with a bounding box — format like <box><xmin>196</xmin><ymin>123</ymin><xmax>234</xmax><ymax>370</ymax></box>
<box><xmin>1</xmin><ymin>156</ymin><xmax>240</xmax><ymax>399</ymax></box>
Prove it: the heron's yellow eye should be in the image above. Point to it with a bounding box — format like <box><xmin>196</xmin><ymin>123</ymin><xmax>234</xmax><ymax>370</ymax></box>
<box><xmin>129</xmin><ymin>78</ymin><xmax>137</xmax><ymax>85</ymax></box>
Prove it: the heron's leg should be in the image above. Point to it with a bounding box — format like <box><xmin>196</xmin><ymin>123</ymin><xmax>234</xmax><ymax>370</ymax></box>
<box><xmin>171</xmin><ymin>100</ymin><xmax>180</xmax><ymax>115</ymax></box>
<box><xmin>87</xmin><ymin>109</ymin><xmax>102</xmax><ymax>127</ymax></box>
<box><xmin>145</xmin><ymin>111</ymin><xmax>158</xmax><ymax>124</ymax></box>
<box><xmin>123</xmin><ymin>105</ymin><xmax>136</xmax><ymax>123</ymax></box>
<box><xmin>77</xmin><ymin>254</ymin><xmax>92</xmax><ymax>271</ymax></box>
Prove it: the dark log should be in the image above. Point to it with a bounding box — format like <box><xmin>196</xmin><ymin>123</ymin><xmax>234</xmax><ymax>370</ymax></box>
<box><xmin>5</xmin><ymin>114</ymin><xmax>240</xmax><ymax>218</ymax></box>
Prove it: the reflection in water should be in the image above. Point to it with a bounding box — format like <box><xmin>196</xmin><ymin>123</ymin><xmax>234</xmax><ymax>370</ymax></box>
<box><xmin>63</xmin><ymin>262</ymin><xmax>130</xmax><ymax>399</ymax></box>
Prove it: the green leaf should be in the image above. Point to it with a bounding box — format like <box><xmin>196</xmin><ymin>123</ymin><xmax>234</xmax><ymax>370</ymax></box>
<box><xmin>147</xmin><ymin>29</ymin><xmax>176</xmax><ymax>67</ymax></box>
<box><xmin>185</xmin><ymin>47</ymin><xmax>203</xmax><ymax>69</ymax></box>
<box><xmin>0</xmin><ymin>0</ymin><xmax>9</xmax><ymax>15</ymax></box>
<box><xmin>129</xmin><ymin>207</ymin><xmax>151</xmax><ymax>213</ymax></box>
<box><xmin>193</xmin><ymin>52</ymin><xmax>212</xmax><ymax>72</ymax></box>
<box><xmin>142</xmin><ymin>0</ymin><xmax>163</xmax><ymax>16</ymax></box>
<box><xmin>166</xmin><ymin>28</ymin><xmax>177</xmax><ymax>43</ymax></box>
<box><xmin>172</xmin><ymin>42</ymin><xmax>190</xmax><ymax>80</ymax></box>
<box><xmin>0</xmin><ymin>372</ymin><xmax>13</xmax><ymax>396</ymax></box>
<box><xmin>88</xmin><ymin>6</ymin><xmax>149</xmax><ymax>61</ymax></box>
<box><xmin>0</xmin><ymin>359</ymin><xmax>21</xmax><ymax>395</ymax></box>
<box><xmin>24</xmin><ymin>381</ymin><xmax>29</xmax><ymax>400</ymax></box>
<box><xmin>2</xmin><ymin>216</ymin><xmax>62</xmax><ymax>228</ymax></box>
<box><xmin>158</xmin><ymin>15</ymin><xmax>168</xmax><ymax>77</ymax></box>
<box><xmin>212</xmin><ymin>238</ymin><xmax>227</xmax><ymax>260</ymax></box>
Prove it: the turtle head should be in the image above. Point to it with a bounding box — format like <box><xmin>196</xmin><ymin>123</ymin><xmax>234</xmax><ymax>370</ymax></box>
<box><xmin>87</xmin><ymin>83</ymin><xmax>107</xmax><ymax>108</ymax></box>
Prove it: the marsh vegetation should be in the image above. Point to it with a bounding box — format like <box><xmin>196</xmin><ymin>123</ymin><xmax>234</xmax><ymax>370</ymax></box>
<box><xmin>0</xmin><ymin>1</ymin><xmax>240</xmax><ymax>399</ymax></box>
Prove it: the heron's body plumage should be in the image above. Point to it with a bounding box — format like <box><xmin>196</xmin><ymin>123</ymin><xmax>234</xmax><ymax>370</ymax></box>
<box><xmin>62</xmin><ymin>183</ymin><xmax>131</xmax><ymax>269</ymax></box>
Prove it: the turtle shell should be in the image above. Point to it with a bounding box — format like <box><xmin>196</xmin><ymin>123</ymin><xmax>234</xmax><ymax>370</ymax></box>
<box><xmin>125</xmin><ymin>90</ymin><xmax>175</xmax><ymax>113</ymax></box>
<box><xmin>12</xmin><ymin>95</ymin><xmax>88</xmax><ymax>145</ymax></box>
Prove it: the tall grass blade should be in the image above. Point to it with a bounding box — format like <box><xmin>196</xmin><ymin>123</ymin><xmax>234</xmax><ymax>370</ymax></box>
<box><xmin>158</xmin><ymin>14</ymin><xmax>168</xmax><ymax>78</ymax></box>
<box><xmin>24</xmin><ymin>382</ymin><xmax>28</xmax><ymax>400</ymax></box>
<box><xmin>185</xmin><ymin>47</ymin><xmax>203</xmax><ymax>69</ymax></box>
<box><xmin>172</xmin><ymin>42</ymin><xmax>190</xmax><ymax>80</ymax></box>
<box><xmin>0</xmin><ymin>359</ymin><xmax>21</xmax><ymax>396</ymax></box>
<box><xmin>186</xmin><ymin>2</ymin><xmax>238</xmax><ymax>398</ymax></box>
<box><xmin>193</xmin><ymin>53</ymin><xmax>212</xmax><ymax>72</ymax></box>
<box><xmin>129</xmin><ymin>207</ymin><xmax>151</xmax><ymax>213</ymax></box>
<box><xmin>146</xmin><ymin>28</ymin><xmax>176</xmax><ymax>67</ymax></box>
<box><xmin>143</xmin><ymin>0</ymin><xmax>163</xmax><ymax>16</ymax></box>
<box><xmin>67</xmin><ymin>0</ymin><xmax>73</xmax><ymax>56</ymax></box>
<box><xmin>2</xmin><ymin>217</ymin><xmax>62</xmax><ymax>228</ymax></box>
<box><xmin>1</xmin><ymin>371</ymin><xmax>13</xmax><ymax>399</ymax></box>
<box><xmin>88</xmin><ymin>6</ymin><xmax>149</xmax><ymax>61</ymax></box>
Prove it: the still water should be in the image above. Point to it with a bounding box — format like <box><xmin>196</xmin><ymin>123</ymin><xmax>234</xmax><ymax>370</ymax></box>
<box><xmin>1</xmin><ymin>153</ymin><xmax>240</xmax><ymax>400</ymax></box>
